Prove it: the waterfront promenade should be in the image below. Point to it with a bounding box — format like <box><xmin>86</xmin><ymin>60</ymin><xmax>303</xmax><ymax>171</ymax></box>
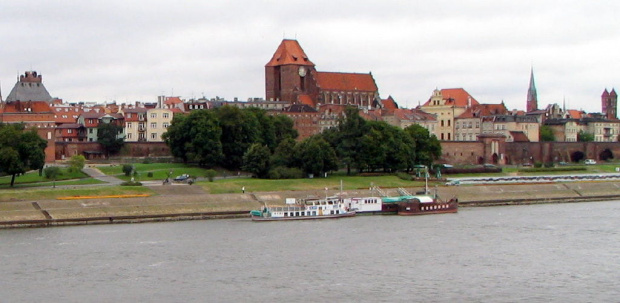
<box><xmin>1</xmin><ymin>178</ymin><xmax>620</xmax><ymax>228</ymax></box>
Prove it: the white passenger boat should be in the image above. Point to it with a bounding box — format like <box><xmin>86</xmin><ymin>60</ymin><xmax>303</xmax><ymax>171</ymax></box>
<box><xmin>250</xmin><ymin>197</ymin><xmax>355</xmax><ymax>221</ymax></box>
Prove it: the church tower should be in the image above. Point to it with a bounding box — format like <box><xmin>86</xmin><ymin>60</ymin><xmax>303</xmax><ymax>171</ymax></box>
<box><xmin>602</xmin><ymin>88</ymin><xmax>617</xmax><ymax>120</ymax></box>
<box><xmin>526</xmin><ymin>68</ymin><xmax>538</xmax><ymax>112</ymax></box>
<box><xmin>265</xmin><ymin>39</ymin><xmax>317</xmax><ymax>104</ymax></box>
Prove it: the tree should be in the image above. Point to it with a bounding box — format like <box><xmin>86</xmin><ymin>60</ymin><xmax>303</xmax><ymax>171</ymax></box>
<box><xmin>324</xmin><ymin>106</ymin><xmax>368</xmax><ymax>174</ymax></box>
<box><xmin>97</xmin><ymin>122</ymin><xmax>125</xmax><ymax>158</ymax></box>
<box><xmin>68</xmin><ymin>155</ymin><xmax>86</xmax><ymax>173</ymax></box>
<box><xmin>242</xmin><ymin>143</ymin><xmax>271</xmax><ymax>178</ymax></box>
<box><xmin>296</xmin><ymin>136</ymin><xmax>338</xmax><ymax>177</ymax></box>
<box><xmin>404</xmin><ymin>124</ymin><xmax>441</xmax><ymax>167</ymax></box>
<box><xmin>162</xmin><ymin>110</ymin><xmax>223</xmax><ymax>167</ymax></box>
<box><xmin>577</xmin><ymin>130</ymin><xmax>594</xmax><ymax>142</ymax></box>
<box><xmin>270</xmin><ymin>137</ymin><xmax>297</xmax><ymax>168</ymax></box>
<box><xmin>216</xmin><ymin>106</ymin><xmax>261</xmax><ymax>170</ymax></box>
<box><xmin>44</xmin><ymin>166</ymin><xmax>62</xmax><ymax>188</ymax></box>
<box><xmin>540</xmin><ymin>125</ymin><xmax>555</xmax><ymax>142</ymax></box>
<box><xmin>0</xmin><ymin>123</ymin><xmax>47</xmax><ymax>187</ymax></box>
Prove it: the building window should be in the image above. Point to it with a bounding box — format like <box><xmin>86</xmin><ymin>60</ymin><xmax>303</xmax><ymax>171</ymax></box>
<box><xmin>68</xmin><ymin>129</ymin><xmax>73</xmax><ymax>134</ymax></box>
<box><xmin>163</xmin><ymin>113</ymin><xmax>169</xmax><ymax>119</ymax></box>
<box><xmin>127</xmin><ymin>133</ymin><xmax>132</xmax><ymax>139</ymax></box>
<box><xmin>151</xmin><ymin>122</ymin><xmax>157</xmax><ymax>129</ymax></box>
<box><xmin>150</xmin><ymin>113</ymin><xmax>157</xmax><ymax>119</ymax></box>
<box><xmin>163</xmin><ymin>122</ymin><xmax>169</xmax><ymax>128</ymax></box>
<box><xmin>127</xmin><ymin>123</ymin><xmax>132</xmax><ymax>128</ymax></box>
<box><xmin>151</xmin><ymin>133</ymin><xmax>157</xmax><ymax>139</ymax></box>
<box><xmin>89</xmin><ymin>129</ymin><xmax>93</xmax><ymax>134</ymax></box>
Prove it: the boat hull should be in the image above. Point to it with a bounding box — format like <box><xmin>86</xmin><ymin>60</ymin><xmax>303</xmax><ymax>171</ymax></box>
<box><xmin>251</xmin><ymin>212</ymin><xmax>356</xmax><ymax>222</ymax></box>
<box><xmin>397</xmin><ymin>199</ymin><xmax>458</xmax><ymax>216</ymax></box>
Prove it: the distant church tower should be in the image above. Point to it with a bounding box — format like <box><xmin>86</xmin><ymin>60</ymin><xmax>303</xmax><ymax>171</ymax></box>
<box><xmin>526</xmin><ymin>68</ymin><xmax>538</xmax><ymax>112</ymax></box>
<box><xmin>601</xmin><ymin>88</ymin><xmax>617</xmax><ymax>120</ymax></box>
<box><xmin>265</xmin><ymin>39</ymin><xmax>317</xmax><ymax>103</ymax></box>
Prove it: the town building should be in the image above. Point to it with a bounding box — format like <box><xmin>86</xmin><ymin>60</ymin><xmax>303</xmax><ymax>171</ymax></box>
<box><xmin>420</xmin><ymin>88</ymin><xmax>479</xmax><ymax>141</ymax></box>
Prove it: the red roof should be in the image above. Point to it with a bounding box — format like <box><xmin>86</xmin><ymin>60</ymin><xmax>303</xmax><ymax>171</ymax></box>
<box><xmin>266</xmin><ymin>39</ymin><xmax>314</xmax><ymax>67</ymax></box>
<box><xmin>510</xmin><ymin>131</ymin><xmax>530</xmax><ymax>142</ymax></box>
<box><xmin>298</xmin><ymin>94</ymin><xmax>314</xmax><ymax>107</ymax></box>
<box><xmin>165</xmin><ymin>96</ymin><xmax>183</xmax><ymax>105</ymax></box>
<box><xmin>316</xmin><ymin>72</ymin><xmax>378</xmax><ymax>92</ymax></box>
<box><xmin>382</xmin><ymin>96</ymin><xmax>398</xmax><ymax>111</ymax></box>
<box><xmin>457</xmin><ymin>103</ymin><xmax>507</xmax><ymax>118</ymax></box>
<box><xmin>1</xmin><ymin>101</ymin><xmax>52</xmax><ymax>113</ymax></box>
<box><xmin>567</xmin><ymin>110</ymin><xmax>583</xmax><ymax>119</ymax></box>
<box><xmin>423</xmin><ymin>88</ymin><xmax>480</xmax><ymax>107</ymax></box>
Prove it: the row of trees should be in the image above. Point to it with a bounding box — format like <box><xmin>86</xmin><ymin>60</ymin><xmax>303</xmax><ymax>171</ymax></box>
<box><xmin>241</xmin><ymin>107</ymin><xmax>442</xmax><ymax>178</ymax></box>
<box><xmin>163</xmin><ymin>106</ymin><xmax>442</xmax><ymax>178</ymax></box>
<box><xmin>540</xmin><ymin>125</ymin><xmax>599</xmax><ymax>142</ymax></box>
<box><xmin>163</xmin><ymin>106</ymin><xmax>298</xmax><ymax>170</ymax></box>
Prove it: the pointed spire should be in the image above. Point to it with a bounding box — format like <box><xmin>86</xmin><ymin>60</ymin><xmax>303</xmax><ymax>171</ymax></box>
<box><xmin>602</xmin><ymin>88</ymin><xmax>609</xmax><ymax>97</ymax></box>
<box><xmin>526</xmin><ymin>67</ymin><xmax>538</xmax><ymax>112</ymax></box>
<box><xmin>610</xmin><ymin>88</ymin><xmax>617</xmax><ymax>97</ymax></box>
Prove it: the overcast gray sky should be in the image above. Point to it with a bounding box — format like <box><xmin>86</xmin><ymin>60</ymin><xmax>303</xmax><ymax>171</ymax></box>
<box><xmin>2</xmin><ymin>0</ymin><xmax>619</xmax><ymax>112</ymax></box>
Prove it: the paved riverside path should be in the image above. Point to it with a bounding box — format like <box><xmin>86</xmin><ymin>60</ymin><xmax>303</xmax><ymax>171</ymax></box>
<box><xmin>82</xmin><ymin>166</ymin><xmax>124</xmax><ymax>185</ymax></box>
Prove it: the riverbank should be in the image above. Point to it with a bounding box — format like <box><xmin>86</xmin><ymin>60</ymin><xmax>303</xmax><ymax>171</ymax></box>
<box><xmin>1</xmin><ymin>180</ymin><xmax>620</xmax><ymax>228</ymax></box>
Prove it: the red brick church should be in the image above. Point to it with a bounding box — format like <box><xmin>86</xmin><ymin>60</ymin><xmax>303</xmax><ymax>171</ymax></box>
<box><xmin>265</xmin><ymin>39</ymin><xmax>381</xmax><ymax>108</ymax></box>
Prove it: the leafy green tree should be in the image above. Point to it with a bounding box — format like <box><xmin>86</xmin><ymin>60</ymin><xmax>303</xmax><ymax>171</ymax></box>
<box><xmin>205</xmin><ymin>169</ymin><xmax>217</xmax><ymax>182</ymax></box>
<box><xmin>163</xmin><ymin>110</ymin><xmax>223</xmax><ymax>167</ymax></box>
<box><xmin>122</xmin><ymin>164</ymin><xmax>134</xmax><ymax>176</ymax></box>
<box><xmin>323</xmin><ymin>106</ymin><xmax>368</xmax><ymax>174</ymax></box>
<box><xmin>270</xmin><ymin>137</ymin><xmax>297</xmax><ymax>168</ymax></box>
<box><xmin>540</xmin><ymin>125</ymin><xmax>555</xmax><ymax>142</ymax></box>
<box><xmin>97</xmin><ymin>122</ymin><xmax>125</xmax><ymax>158</ymax></box>
<box><xmin>242</xmin><ymin>143</ymin><xmax>271</xmax><ymax>178</ymax></box>
<box><xmin>44</xmin><ymin>166</ymin><xmax>62</xmax><ymax>188</ymax></box>
<box><xmin>272</xmin><ymin>114</ymin><xmax>298</xmax><ymax>143</ymax></box>
<box><xmin>577</xmin><ymin>130</ymin><xmax>594</xmax><ymax>142</ymax></box>
<box><xmin>296</xmin><ymin>136</ymin><xmax>338</xmax><ymax>177</ymax></box>
<box><xmin>215</xmin><ymin>106</ymin><xmax>261</xmax><ymax>170</ymax></box>
<box><xmin>246</xmin><ymin>108</ymin><xmax>277</xmax><ymax>150</ymax></box>
<box><xmin>67</xmin><ymin>155</ymin><xmax>86</xmax><ymax>173</ymax></box>
<box><xmin>404</xmin><ymin>124</ymin><xmax>441</xmax><ymax>167</ymax></box>
<box><xmin>0</xmin><ymin>123</ymin><xmax>47</xmax><ymax>187</ymax></box>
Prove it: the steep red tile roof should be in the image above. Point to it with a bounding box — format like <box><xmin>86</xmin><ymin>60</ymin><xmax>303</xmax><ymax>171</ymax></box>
<box><xmin>165</xmin><ymin>96</ymin><xmax>183</xmax><ymax>105</ymax></box>
<box><xmin>423</xmin><ymin>88</ymin><xmax>480</xmax><ymax>107</ymax></box>
<box><xmin>510</xmin><ymin>131</ymin><xmax>530</xmax><ymax>142</ymax></box>
<box><xmin>567</xmin><ymin>110</ymin><xmax>583</xmax><ymax>119</ymax></box>
<box><xmin>266</xmin><ymin>39</ymin><xmax>314</xmax><ymax>67</ymax></box>
<box><xmin>382</xmin><ymin>96</ymin><xmax>398</xmax><ymax>111</ymax></box>
<box><xmin>1</xmin><ymin>101</ymin><xmax>53</xmax><ymax>113</ymax></box>
<box><xmin>457</xmin><ymin>103</ymin><xmax>508</xmax><ymax>118</ymax></box>
<box><xmin>316</xmin><ymin>72</ymin><xmax>378</xmax><ymax>92</ymax></box>
<box><xmin>298</xmin><ymin>94</ymin><xmax>315</xmax><ymax>107</ymax></box>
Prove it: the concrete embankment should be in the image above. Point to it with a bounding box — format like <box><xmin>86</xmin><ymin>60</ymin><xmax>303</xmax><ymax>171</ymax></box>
<box><xmin>1</xmin><ymin>181</ymin><xmax>620</xmax><ymax>228</ymax></box>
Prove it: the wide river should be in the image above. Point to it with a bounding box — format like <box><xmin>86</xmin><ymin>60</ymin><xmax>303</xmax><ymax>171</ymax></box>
<box><xmin>2</xmin><ymin>201</ymin><xmax>619</xmax><ymax>302</ymax></box>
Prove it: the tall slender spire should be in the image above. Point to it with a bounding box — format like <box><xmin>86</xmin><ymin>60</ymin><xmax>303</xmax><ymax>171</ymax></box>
<box><xmin>526</xmin><ymin>67</ymin><xmax>538</xmax><ymax>112</ymax></box>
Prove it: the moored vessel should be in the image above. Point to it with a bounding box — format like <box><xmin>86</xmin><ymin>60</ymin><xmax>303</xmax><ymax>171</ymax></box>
<box><xmin>250</xmin><ymin>197</ymin><xmax>355</xmax><ymax>221</ymax></box>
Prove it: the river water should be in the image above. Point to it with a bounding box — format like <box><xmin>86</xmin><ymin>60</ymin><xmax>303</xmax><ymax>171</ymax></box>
<box><xmin>2</xmin><ymin>201</ymin><xmax>619</xmax><ymax>302</ymax></box>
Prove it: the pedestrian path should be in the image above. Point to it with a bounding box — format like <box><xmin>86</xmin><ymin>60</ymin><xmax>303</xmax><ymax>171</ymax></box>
<box><xmin>82</xmin><ymin>166</ymin><xmax>124</xmax><ymax>185</ymax></box>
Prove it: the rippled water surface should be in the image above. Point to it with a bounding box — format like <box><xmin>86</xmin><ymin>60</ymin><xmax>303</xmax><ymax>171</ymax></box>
<box><xmin>2</xmin><ymin>201</ymin><xmax>619</xmax><ymax>302</ymax></box>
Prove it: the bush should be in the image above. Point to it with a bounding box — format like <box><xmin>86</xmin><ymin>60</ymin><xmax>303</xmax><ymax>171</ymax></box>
<box><xmin>543</xmin><ymin>162</ymin><xmax>554</xmax><ymax>168</ymax></box>
<box><xmin>44</xmin><ymin>166</ymin><xmax>62</xmax><ymax>179</ymax></box>
<box><xmin>122</xmin><ymin>164</ymin><xmax>134</xmax><ymax>176</ymax></box>
<box><xmin>142</xmin><ymin>157</ymin><xmax>152</xmax><ymax>164</ymax></box>
<box><xmin>396</xmin><ymin>172</ymin><xmax>412</xmax><ymax>181</ymax></box>
<box><xmin>121</xmin><ymin>181</ymin><xmax>143</xmax><ymax>186</ymax></box>
<box><xmin>147</xmin><ymin>172</ymin><xmax>153</xmax><ymax>178</ymax></box>
<box><xmin>68</xmin><ymin>155</ymin><xmax>86</xmax><ymax>173</ymax></box>
<box><xmin>205</xmin><ymin>169</ymin><xmax>217</xmax><ymax>182</ymax></box>
<box><xmin>534</xmin><ymin>162</ymin><xmax>543</xmax><ymax>168</ymax></box>
<box><xmin>268</xmin><ymin>166</ymin><xmax>303</xmax><ymax>179</ymax></box>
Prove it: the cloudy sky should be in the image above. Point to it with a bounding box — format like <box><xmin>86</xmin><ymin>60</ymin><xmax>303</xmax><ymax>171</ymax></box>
<box><xmin>2</xmin><ymin>1</ymin><xmax>619</xmax><ymax>112</ymax></box>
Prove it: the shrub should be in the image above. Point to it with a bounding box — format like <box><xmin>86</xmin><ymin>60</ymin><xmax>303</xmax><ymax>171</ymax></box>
<box><xmin>121</xmin><ymin>181</ymin><xmax>143</xmax><ymax>186</ymax></box>
<box><xmin>142</xmin><ymin>157</ymin><xmax>152</xmax><ymax>164</ymax></box>
<box><xmin>147</xmin><ymin>172</ymin><xmax>153</xmax><ymax>178</ymax></box>
<box><xmin>396</xmin><ymin>172</ymin><xmax>412</xmax><ymax>181</ymax></box>
<box><xmin>44</xmin><ymin>166</ymin><xmax>62</xmax><ymax>179</ymax></box>
<box><xmin>543</xmin><ymin>162</ymin><xmax>554</xmax><ymax>168</ymax></box>
<box><xmin>122</xmin><ymin>164</ymin><xmax>134</xmax><ymax>176</ymax></box>
<box><xmin>205</xmin><ymin>169</ymin><xmax>217</xmax><ymax>182</ymax></box>
<box><xmin>68</xmin><ymin>155</ymin><xmax>86</xmax><ymax>173</ymax></box>
<box><xmin>268</xmin><ymin>166</ymin><xmax>303</xmax><ymax>179</ymax></box>
<box><xmin>534</xmin><ymin>162</ymin><xmax>543</xmax><ymax>168</ymax></box>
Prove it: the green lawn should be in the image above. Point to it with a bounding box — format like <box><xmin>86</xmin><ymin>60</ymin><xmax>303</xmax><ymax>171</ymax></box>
<box><xmin>0</xmin><ymin>169</ymin><xmax>91</xmax><ymax>187</ymax></box>
<box><xmin>196</xmin><ymin>175</ymin><xmax>433</xmax><ymax>194</ymax></box>
<box><xmin>96</xmin><ymin>163</ymin><xmax>217</xmax><ymax>181</ymax></box>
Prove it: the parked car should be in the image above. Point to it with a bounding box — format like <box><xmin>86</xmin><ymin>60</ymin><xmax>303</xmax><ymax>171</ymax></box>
<box><xmin>584</xmin><ymin>159</ymin><xmax>597</xmax><ymax>165</ymax></box>
<box><xmin>173</xmin><ymin>174</ymin><xmax>191</xmax><ymax>182</ymax></box>
<box><xmin>445</xmin><ymin>180</ymin><xmax>460</xmax><ymax>186</ymax></box>
<box><xmin>558</xmin><ymin>161</ymin><xmax>569</xmax><ymax>166</ymax></box>
<box><xmin>483</xmin><ymin>164</ymin><xmax>497</xmax><ymax>168</ymax></box>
